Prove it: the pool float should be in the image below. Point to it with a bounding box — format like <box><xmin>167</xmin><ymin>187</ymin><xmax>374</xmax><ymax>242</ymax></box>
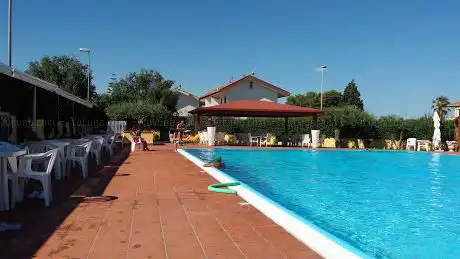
<box><xmin>208</xmin><ymin>182</ymin><xmax>240</xmax><ymax>195</ymax></box>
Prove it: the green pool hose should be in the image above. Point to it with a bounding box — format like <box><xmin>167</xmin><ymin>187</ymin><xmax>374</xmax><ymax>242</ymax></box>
<box><xmin>208</xmin><ymin>182</ymin><xmax>240</xmax><ymax>195</ymax></box>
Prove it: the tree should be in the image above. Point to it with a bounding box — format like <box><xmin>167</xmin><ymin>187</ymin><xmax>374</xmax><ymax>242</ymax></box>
<box><xmin>286</xmin><ymin>91</ymin><xmax>320</xmax><ymax>108</ymax></box>
<box><xmin>104</xmin><ymin>69</ymin><xmax>178</xmax><ymax>122</ymax></box>
<box><xmin>106</xmin><ymin>69</ymin><xmax>178</xmax><ymax>110</ymax></box>
<box><xmin>343</xmin><ymin>79</ymin><xmax>364</xmax><ymax>110</ymax></box>
<box><xmin>26</xmin><ymin>55</ymin><xmax>96</xmax><ymax>100</ymax></box>
<box><xmin>287</xmin><ymin>90</ymin><xmax>343</xmax><ymax>109</ymax></box>
<box><xmin>323</xmin><ymin>90</ymin><xmax>343</xmax><ymax>108</ymax></box>
<box><xmin>431</xmin><ymin>96</ymin><xmax>450</xmax><ymax>120</ymax></box>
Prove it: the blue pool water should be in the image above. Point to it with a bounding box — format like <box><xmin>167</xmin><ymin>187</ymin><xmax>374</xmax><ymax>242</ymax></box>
<box><xmin>185</xmin><ymin>149</ymin><xmax>460</xmax><ymax>259</ymax></box>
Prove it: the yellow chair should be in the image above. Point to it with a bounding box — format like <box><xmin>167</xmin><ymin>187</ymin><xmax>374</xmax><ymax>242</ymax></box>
<box><xmin>224</xmin><ymin>134</ymin><xmax>236</xmax><ymax>144</ymax></box>
<box><xmin>347</xmin><ymin>139</ymin><xmax>357</xmax><ymax>149</ymax></box>
<box><xmin>321</xmin><ymin>138</ymin><xmax>336</xmax><ymax>148</ymax></box>
<box><xmin>357</xmin><ymin>139</ymin><xmax>365</xmax><ymax>149</ymax></box>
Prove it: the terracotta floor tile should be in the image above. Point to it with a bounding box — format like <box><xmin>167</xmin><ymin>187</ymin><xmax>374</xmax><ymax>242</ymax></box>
<box><xmin>1</xmin><ymin>144</ymin><xmax>320</xmax><ymax>259</ymax></box>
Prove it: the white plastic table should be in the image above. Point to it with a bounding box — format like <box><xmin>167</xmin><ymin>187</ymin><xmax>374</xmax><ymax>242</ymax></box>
<box><xmin>0</xmin><ymin>142</ymin><xmax>27</xmax><ymax>211</ymax></box>
<box><xmin>252</xmin><ymin>135</ymin><xmax>267</xmax><ymax>147</ymax></box>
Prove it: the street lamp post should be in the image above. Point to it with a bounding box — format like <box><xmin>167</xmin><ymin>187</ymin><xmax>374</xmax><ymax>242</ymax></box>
<box><xmin>318</xmin><ymin>65</ymin><xmax>327</xmax><ymax>110</ymax></box>
<box><xmin>8</xmin><ymin>0</ymin><xmax>12</xmax><ymax>67</ymax></box>
<box><xmin>79</xmin><ymin>48</ymin><xmax>91</xmax><ymax>101</ymax></box>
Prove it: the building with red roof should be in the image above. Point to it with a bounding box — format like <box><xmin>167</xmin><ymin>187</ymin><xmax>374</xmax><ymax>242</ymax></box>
<box><xmin>448</xmin><ymin>101</ymin><xmax>460</xmax><ymax>119</ymax></box>
<box><xmin>199</xmin><ymin>74</ymin><xmax>290</xmax><ymax>107</ymax></box>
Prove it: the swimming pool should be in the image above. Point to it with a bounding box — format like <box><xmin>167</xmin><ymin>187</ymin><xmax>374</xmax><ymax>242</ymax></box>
<box><xmin>183</xmin><ymin>149</ymin><xmax>460</xmax><ymax>259</ymax></box>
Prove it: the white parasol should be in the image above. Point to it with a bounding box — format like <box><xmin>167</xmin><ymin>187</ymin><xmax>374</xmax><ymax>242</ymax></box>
<box><xmin>432</xmin><ymin>111</ymin><xmax>441</xmax><ymax>150</ymax></box>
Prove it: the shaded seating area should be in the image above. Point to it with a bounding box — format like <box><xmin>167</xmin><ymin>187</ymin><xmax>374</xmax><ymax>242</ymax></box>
<box><xmin>0</xmin><ymin>63</ymin><xmax>99</xmax><ymax>143</ymax></box>
<box><xmin>189</xmin><ymin>100</ymin><xmax>324</xmax><ymax>147</ymax></box>
<box><xmin>0</xmin><ymin>63</ymin><xmax>125</xmax><ymax>238</ymax></box>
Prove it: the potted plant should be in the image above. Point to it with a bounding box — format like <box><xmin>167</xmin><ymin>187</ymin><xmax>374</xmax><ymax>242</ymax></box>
<box><xmin>311</xmin><ymin>129</ymin><xmax>321</xmax><ymax>148</ymax></box>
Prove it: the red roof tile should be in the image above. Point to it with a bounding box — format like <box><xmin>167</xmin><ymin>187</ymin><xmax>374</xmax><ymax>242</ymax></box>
<box><xmin>190</xmin><ymin>100</ymin><xmax>323</xmax><ymax>117</ymax></box>
<box><xmin>199</xmin><ymin>75</ymin><xmax>290</xmax><ymax>100</ymax></box>
<box><xmin>448</xmin><ymin>101</ymin><xmax>460</xmax><ymax>107</ymax></box>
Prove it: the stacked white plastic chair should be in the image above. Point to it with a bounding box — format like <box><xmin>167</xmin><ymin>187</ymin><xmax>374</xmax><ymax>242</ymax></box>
<box><xmin>67</xmin><ymin>141</ymin><xmax>92</xmax><ymax>179</ymax></box>
<box><xmin>19</xmin><ymin>148</ymin><xmax>58</xmax><ymax>207</ymax></box>
<box><xmin>90</xmin><ymin>137</ymin><xmax>104</xmax><ymax>166</ymax></box>
<box><xmin>102</xmin><ymin>134</ymin><xmax>116</xmax><ymax>157</ymax></box>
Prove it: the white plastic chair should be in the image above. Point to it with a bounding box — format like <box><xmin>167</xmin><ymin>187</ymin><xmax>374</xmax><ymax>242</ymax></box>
<box><xmin>260</xmin><ymin>133</ymin><xmax>270</xmax><ymax>147</ymax></box>
<box><xmin>102</xmin><ymin>134</ymin><xmax>115</xmax><ymax>157</ymax></box>
<box><xmin>26</xmin><ymin>142</ymin><xmax>65</xmax><ymax>180</ymax></box>
<box><xmin>18</xmin><ymin>149</ymin><xmax>58</xmax><ymax>207</ymax></box>
<box><xmin>301</xmin><ymin>134</ymin><xmax>312</xmax><ymax>148</ymax></box>
<box><xmin>199</xmin><ymin>131</ymin><xmax>208</xmax><ymax>145</ymax></box>
<box><xmin>406</xmin><ymin>138</ymin><xmax>417</xmax><ymax>151</ymax></box>
<box><xmin>7</xmin><ymin>156</ymin><xmax>21</xmax><ymax>208</ymax></box>
<box><xmin>90</xmin><ymin>137</ymin><xmax>103</xmax><ymax>166</ymax></box>
<box><xmin>216</xmin><ymin>132</ymin><xmax>226</xmax><ymax>145</ymax></box>
<box><xmin>67</xmin><ymin>141</ymin><xmax>92</xmax><ymax>179</ymax></box>
<box><xmin>114</xmin><ymin>133</ymin><xmax>124</xmax><ymax>149</ymax></box>
<box><xmin>248</xmin><ymin>133</ymin><xmax>259</xmax><ymax>147</ymax></box>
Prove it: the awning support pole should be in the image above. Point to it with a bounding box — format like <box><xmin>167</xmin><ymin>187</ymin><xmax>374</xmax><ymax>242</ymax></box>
<box><xmin>32</xmin><ymin>86</ymin><xmax>37</xmax><ymax>132</ymax></box>
<box><xmin>313</xmin><ymin>114</ymin><xmax>318</xmax><ymax>129</ymax></box>
<box><xmin>194</xmin><ymin>113</ymin><xmax>201</xmax><ymax>134</ymax></box>
<box><xmin>284</xmin><ymin>117</ymin><xmax>288</xmax><ymax>133</ymax></box>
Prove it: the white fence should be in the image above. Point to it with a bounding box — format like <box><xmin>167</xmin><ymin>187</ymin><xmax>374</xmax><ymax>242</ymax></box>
<box><xmin>107</xmin><ymin>120</ymin><xmax>127</xmax><ymax>134</ymax></box>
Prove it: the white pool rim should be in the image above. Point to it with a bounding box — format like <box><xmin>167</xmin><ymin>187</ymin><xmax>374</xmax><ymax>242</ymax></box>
<box><xmin>178</xmin><ymin>149</ymin><xmax>370</xmax><ymax>259</ymax></box>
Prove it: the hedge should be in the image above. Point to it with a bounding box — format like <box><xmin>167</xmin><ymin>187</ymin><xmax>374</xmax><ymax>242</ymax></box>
<box><xmin>211</xmin><ymin>106</ymin><xmax>455</xmax><ymax>141</ymax></box>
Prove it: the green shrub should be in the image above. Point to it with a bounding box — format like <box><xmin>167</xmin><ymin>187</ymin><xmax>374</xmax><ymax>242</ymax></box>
<box><xmin>214</xmin><ymin>107</ymin><xmax>456</xmax><ymax>141</ymax></box>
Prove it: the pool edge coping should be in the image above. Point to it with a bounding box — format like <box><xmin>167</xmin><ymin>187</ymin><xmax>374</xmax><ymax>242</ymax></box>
<box><xmin>178</xmin><ymin>148</ymin><xmax>370</xmax><ymax>259</ymax></box>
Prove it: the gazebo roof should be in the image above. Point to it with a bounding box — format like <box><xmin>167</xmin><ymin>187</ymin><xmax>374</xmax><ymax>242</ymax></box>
<box><xmin>189</xmin><ymin>100</ymin><xmax>324</xmax><ymax>117</ymax></box>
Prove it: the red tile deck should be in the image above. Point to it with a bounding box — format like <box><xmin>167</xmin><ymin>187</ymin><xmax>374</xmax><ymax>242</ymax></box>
<box><xmin>0</xmin><ymin>144</ymin><xmax>320</xmax><ymax>259</ymax></box>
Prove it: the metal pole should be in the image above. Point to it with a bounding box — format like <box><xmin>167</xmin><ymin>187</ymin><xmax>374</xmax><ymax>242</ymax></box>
<box><xmin>320</xmin><ymin>69</ymin><xmax>324</xmax><ymax>110</ymax></box>
<box><xmin>8</xmin><ymin>0</ymin><xmax>12</xmax><ymax>67</ymax></box>
<box><xmin>87</xmin><ymin>51</ymin><xmax>91</xmax><ymax>101</ymax></box>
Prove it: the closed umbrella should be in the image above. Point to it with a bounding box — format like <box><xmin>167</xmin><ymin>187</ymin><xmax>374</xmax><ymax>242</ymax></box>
<box><xmin>432</xmin><ymin>112</ymin><xmax>441</xmax><ymax>150</ymax></box>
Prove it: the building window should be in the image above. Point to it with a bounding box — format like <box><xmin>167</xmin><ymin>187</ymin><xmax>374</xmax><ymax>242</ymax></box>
<box><xmin>249</xmin><ymin>82</ymin><xmax>253</xmax><ymax>89</ymax></box>
<box><xmin>224</xmin><ymin>96</ymin><xmax>227</xmax><ymax>103</ymax></box>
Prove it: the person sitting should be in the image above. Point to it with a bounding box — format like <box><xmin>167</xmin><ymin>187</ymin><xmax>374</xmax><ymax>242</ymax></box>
<box><xmin>131</xmin><ymin>125</ymin><xmax>150</xmax><ymax>151</ymax></box>
<box><xmin>204</xmin><ymin>154</ymin><xmax>224</xmax><ymax>168</ymax></box>
<box><xmin>174</xmin><ymin>120</ymin><xmax>186</xmax><ymax>144</ymax></box>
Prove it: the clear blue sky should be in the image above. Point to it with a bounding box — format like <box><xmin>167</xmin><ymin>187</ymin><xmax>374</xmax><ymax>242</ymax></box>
<box><xmin>0</xmin><ymin>0</ymin><xmax>459</xmax><ymax>117</ymax></box>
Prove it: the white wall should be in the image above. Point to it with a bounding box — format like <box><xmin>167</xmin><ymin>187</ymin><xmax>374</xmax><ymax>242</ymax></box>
<box><xmin>227</xmin><ymin>81</ymin><xmax>278</xmax><ymax>103</ymax></box>
<box><xmin>176</xmin><ymin>93</ymin><xmax>199</xmax><ymax>116</ymax></box>
<box><xmin>204</xmin><ymin>96</ymin><xmax>220</xmax><ymax>107</ymax></box>
<box><xmin>202</xmin><ymin>81</ymin><xmax>278</xmax><ymax>107</ymax></box>
<box><xmin>455</xmin><ymin>108</ymin><xmax>460</xmax><ymax>118</ymax></box>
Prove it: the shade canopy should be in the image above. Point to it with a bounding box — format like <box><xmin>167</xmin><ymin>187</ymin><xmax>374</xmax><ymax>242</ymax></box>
<box><xmin>432</xmin><ymin>112</ymin><xmax>441</xmax><ymax>149</ymax></box>
<box><xmin>189</xmin><ymin>100</ymin><xmax>324</xmax><ymax>117</ymax></box>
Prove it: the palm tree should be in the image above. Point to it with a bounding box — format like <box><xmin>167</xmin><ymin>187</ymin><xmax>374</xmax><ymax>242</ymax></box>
<box><xmin>432</xmin><ymin>96</ymin><xmax>451</xmax><ymax>120</ymax></box>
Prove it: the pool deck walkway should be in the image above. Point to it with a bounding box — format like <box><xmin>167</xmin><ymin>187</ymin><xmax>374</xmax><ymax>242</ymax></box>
<box><xmin>0</xmin><ymin>144</ymin><xmax>319</xmax><ymax>259</ymax></box>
